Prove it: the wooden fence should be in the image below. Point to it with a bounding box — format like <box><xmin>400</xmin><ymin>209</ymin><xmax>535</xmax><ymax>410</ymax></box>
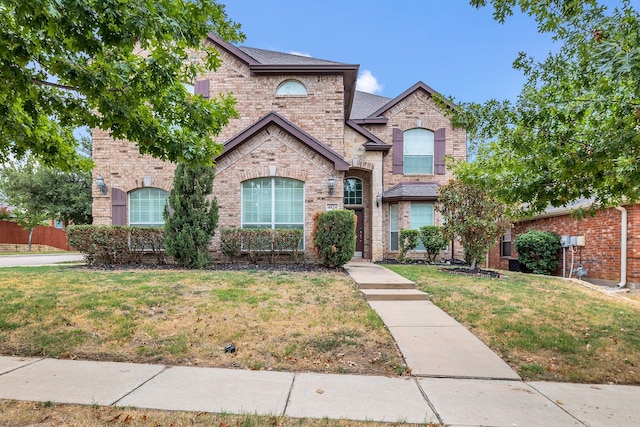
<box><xmin>0</xmin><ymin>220</ymin><xmax>73</xmax><ymax>251</ymax></box>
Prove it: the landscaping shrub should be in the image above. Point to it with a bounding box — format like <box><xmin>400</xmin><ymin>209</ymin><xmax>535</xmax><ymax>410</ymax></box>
<box><xmin>397</xmin><ymin>229</ymin><xmax>420</xmax><ymax>262</ymax></box>
<box><xmin>514</xmin><ymin>230</ymin><xmax>561</xmax><ymax>274</ymax></box>
<box><xmin>67</xmin><ymin>225</ymin><xmax>165</xmax><ymax>265</ymax></box>
<box><xmin>312</xmin><ymin>210</ymin><xmax>355</xmax><ymax>267</ymax></box>
<box><xmin>419</xmin><ymin>225</ymin><xmax>449</xmax><ymax>263</ymax></box>
<box><xmin>220</xmin><ymin>228</ymin><xmax>303</xmax><ymax>263</ymax></box>
<box><xmin>164</xmin><ymin>163</ymin><xmax>218</xmax><ymax>269</ymax></box>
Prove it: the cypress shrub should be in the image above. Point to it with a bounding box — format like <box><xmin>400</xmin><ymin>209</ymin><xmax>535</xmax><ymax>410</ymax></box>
<box><xmin>312</xmin><ymin>210</ymin><xmax>355</xmax><ymax>267</ymax></box>
<box><xmin>164</xmin><ymin>163</ymin><xmax>218</xmax><ymax>269</ymax></box>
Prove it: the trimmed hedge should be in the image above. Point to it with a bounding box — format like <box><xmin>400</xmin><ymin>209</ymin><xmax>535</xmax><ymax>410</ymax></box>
<box><xmin>220</xmin><ymin>228</ymin><xmax>303</xmax><ymax>263</ymax></box>
<box><xmin>67</xmin><ymin>225</ymin><xmax>165</xmax><ymax>265</ymax></box>
<box><xmin>313</xmin><ymin>210</ymin><xmax>355</xmax><ymax>268</ymax></box>
<box><xmin>398</xmin><ymin>229</ymin><xmax>420</xmax><ymax>262</ymax></box>
<box><xmin>419</xmin><ymin>225</ymin><xmax>449</xmax><ymax>263</ymax></box>
<box><xmin>514</xmin><ymin>230</ymin><xmax>561</xmax><ymax>275</ymax></box>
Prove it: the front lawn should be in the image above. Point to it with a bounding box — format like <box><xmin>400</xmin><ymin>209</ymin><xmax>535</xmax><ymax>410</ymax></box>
<box><xmin>0</xmin><ymin>266</ymin><xmax>407</xmax><ymax>376</ymax></box>
<box><xmin>386</xmin><ymin>264</ymin><xmax>640</xmax><ymax>384</ymax></box>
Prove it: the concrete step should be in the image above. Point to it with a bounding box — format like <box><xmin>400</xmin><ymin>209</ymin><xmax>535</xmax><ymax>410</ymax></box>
<box><xmin>361</xmin><ymin>289</ymin><xmax>429</xmax><ymax>301</ymax></box>
<box><xmin>357</xmin><ymin>282</ymin><xmax>416</xmax><ymax>290</ymax></box>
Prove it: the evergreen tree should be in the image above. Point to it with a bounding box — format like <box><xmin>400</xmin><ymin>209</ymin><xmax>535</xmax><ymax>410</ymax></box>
<box><xmin>164</xmin><ymin>164</ymin><xmax>218</xmax><ymax>268</ymax></box>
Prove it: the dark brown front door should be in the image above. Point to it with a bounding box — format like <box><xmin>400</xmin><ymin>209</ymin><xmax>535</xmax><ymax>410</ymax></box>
<box><xmin>353</xmin><ymin>209</ymin><xmax>364</xmax><ymax>257</ymax></box>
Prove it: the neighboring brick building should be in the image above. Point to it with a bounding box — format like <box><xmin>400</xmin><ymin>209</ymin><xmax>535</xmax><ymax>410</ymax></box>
<box><xmin>92</xmin><ymin>34</ymin><xmax>466</xmax><ymax>262</ymax></box>
<box><xmin>488</xmin><ymin>202</ymin><xmax>639</xmax><ymax>289</ymax></box>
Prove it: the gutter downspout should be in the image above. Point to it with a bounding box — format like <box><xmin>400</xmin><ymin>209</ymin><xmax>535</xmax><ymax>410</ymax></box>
<box><xmin>615</xmin><ymin>206</ymin><xmax>628</xmax><ymax>288</ymax></box>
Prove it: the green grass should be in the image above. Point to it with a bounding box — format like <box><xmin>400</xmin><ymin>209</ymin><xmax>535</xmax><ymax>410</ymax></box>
<box><xmin>385</xmin><ymin>264</ymin><xmax>640</xmax><ymax>384</ymax></box>
<box><xmin>0</xmin><ymin>265</ymin><xmax>406</xmax><ymax>376</ymax></box>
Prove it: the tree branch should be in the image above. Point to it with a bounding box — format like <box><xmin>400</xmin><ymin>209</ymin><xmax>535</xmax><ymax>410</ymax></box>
<box><xmin>31</xmin><ymin>78</ymin><xmax>80</xmax><ymax>92</ymax></box>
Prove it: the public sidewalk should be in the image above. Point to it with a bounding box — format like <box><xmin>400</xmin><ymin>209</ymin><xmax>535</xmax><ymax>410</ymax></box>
<box><xmin>0</xmin><ymin>262</ymin><xmax>638</xmax><ymax>426</ymax></box>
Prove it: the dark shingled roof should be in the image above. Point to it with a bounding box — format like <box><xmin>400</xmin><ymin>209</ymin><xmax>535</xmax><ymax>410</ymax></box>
<box><xmin>383</xmin><ymin>182</ymin><xmax>440</xmax><ymax>202</ymax></box>
<box><xmin>350</xmin><ymin>91</ymin><xmax>391</xmax><ymax>120</ymax></box>
<box><xmin>238</xmin><ymin>46</ymin><xmax>345</xmax><ymax>66</ymax></box>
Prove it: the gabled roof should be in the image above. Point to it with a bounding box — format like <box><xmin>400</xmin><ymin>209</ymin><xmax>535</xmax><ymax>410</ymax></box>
<box><xmin>217</xmin><ymin>112</ymin><xmax>350</xmax><ymax>171</ymax></box>
<box><xmin>238</xmin><ymin>46</ymin><xmax>343</xmax><ymax>66</ymax></box>
<box><xmin>345</xmin><ymin>120</ymin><xmax>390</xmax><ymax>152</ymax></box>
<box><xmin>356</xmin><ymin>81</ymin><xmax>457</xmax><ymax>123</ymax></box>
<box><xmin>383</xmin><ymin>182</ymin><xmax>440</xmax><ymax>202</ymax></box>
<box><xmin>350</xmin><ymin>91</ymin><xmax>391</xmax><ymax>120</ymax></box>
<box><xmin>207</xmin><ymin>34</ymin><xmax>358</xmax><ymax>120</ymax></box>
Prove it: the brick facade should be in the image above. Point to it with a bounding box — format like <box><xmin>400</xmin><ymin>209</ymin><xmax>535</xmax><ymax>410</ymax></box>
<box><xmin>92</xmin><ymin>36</ymin><xmax>466</xmax><ymax>262</ymax></box>
<box><xmin>488</xmin><ymin>204</ymin><xmax>639</xmax><ymax>288</ymax></box>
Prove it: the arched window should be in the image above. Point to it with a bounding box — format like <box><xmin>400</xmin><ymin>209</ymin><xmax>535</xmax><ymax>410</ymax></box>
<box><xmin>343</xmin><ymin>177</ymin><xmax>363</xmax><ymax>205</ymax></box>
<box><xmin>129</xmin><ymin>188</ymin><xmax>169</xmax><ymax>226</ymax></box>
<box><xmin>242</xmin><ymin>178</ymin><xmax>304</xmax><ymax>231</ymax></box>
<box><xmin>403</xmin><ymin>128</ymin><xmax>434</xmax><ymax>174</ymax></box>
<box><xmin>276</xmin><ymin>79</ymin><xmax>307</xmax><ymax>96</ymax></box>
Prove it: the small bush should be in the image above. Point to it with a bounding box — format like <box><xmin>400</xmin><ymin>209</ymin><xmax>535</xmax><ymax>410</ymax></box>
<box><xmin>313</xmin><ymin>210</ymin><xmax>355</xmax><ymax>268</ymax></box>
<box><xmin>397</xmin><ymin>229</ymin><xmax>420</xmax><ymax>262</ymax></box>
<box><xmin>514</xmin><ymin>230</ymin><xmax>561</xmax><ymax>275</ymax></box>
<box><xmin>419</xmin><ymin>225</ymin><xmax>449</xmax><ymax>263</ymax></box>
<box><xmin>67</xmin><ymin>225</ymin><xmax>165</xmax><ymax>265</ymax></box>
<box><xmin>219</xmin><ymin>228</ymin><xmax>303</xmax><ymax>263</ymax></box>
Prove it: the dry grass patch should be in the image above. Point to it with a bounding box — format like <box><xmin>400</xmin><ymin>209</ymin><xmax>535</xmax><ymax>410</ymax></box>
<box><xmin>0</xmin><ymin>266</ymin><xmax>406</xmax><ymax>376</ymax></box>
<box><xmin>0</xmin><ymin>400</ymin><xmax>439</xmax><ymax>427</ymax></box>
<box><xmin>385</xmin><ymin>265</ymin><xmax>640</xmax><ymax>384</ymax></box>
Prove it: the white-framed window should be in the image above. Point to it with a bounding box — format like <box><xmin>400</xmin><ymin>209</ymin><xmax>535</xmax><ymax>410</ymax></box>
<box><xmin>343</xmin><ymin>177</ymin><xmax>363</xmax><ymax>205</ymax></box>
<box><xmin>404</xmin><ymin>128</ymin><xmax>434</xmax><ymax>174</ymax></box>
<box><xmin>276</xmin><ymin>79</ymin><xmax>307</xmax><ymax>96</ymax></box>
<box><xmin>390</xmin><ymin>204</ymin><xmax>399</xmax><ymax>251</ymax></box>
<box><xmin>242</xmin><ymin>177</ymin><xmax>304</xmax><ymax>242</ymax></box>
<box><xmin>411</xmin><ymin>202</ymin><xmax>434</xmax><ymax>250</ymax></box>
<box><xmin>129</xmin><ymin>188</ymin><xmax>169</xmax><ymax>226</ymax></box>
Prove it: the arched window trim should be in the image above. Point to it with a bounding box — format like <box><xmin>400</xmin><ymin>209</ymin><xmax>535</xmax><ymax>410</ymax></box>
<box><xmin>343</xmin><ymin>177</ymin><xmax>363</xmax><ymax>205</ymax></box>
<box><xmin>403</xmin><ymin>127</ymin><xmax>435</xmax><ymax>175</ymax></box>
<box><xmin>275</xmin><ymin>79</ymin><xmax>308</xmax><ymax>96</ymax></box>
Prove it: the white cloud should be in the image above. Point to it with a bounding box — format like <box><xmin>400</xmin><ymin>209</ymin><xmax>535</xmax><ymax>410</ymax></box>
<box><xmin>289</xmin><ymin>51</ymin><xmax>312</xmax><ymax>57</ymax></box>
<box><xmin>356</xmin><ymin>69</ymin><xmax>383</xmax><ymax>94</ymax></box>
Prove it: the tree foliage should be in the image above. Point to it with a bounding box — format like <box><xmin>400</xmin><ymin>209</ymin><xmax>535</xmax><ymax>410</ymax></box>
<box><xmin>0</xmin><ymin>0</ymin><xmax>243</xmax><ymax>171</ymax></box>
<box><xmin>460</xmin><ymin>1</ymin><xmax>640</xmax><ymax>212</ymax></box>
<box><xmin>164</xmin><ymin>163</ymin><xmax>218</xmax><ymax>269</ymax></box>
<box><xmin>0</xmin><ymin>157</ymin><xmax>92</xmax><ymax>227</ymax></box>
<box><xmin>437</xmin><ymin>179</ymin><xmax>511</xmax><ymax>270</ymax></box>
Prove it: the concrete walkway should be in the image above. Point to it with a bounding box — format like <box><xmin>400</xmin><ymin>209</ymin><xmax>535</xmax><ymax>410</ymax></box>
<box><xmin>1</xmin><ymin>262</ymin><xmax>639</xmax><ymax>426</ymax></box>
<box><xmin>0</xmin><ymin>253</ymin><xmax>84</xmax><ymax>267</ymax></box>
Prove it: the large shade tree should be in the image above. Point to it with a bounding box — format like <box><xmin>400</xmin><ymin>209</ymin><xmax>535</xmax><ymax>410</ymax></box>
<box><xmin>458</xmin><ymin>0</ymin><xmax>640</xmax><ymax>213</ymax></box>
<box><xmin>0</xmin><ymin>0</ymin><xmax>243</xmax><ymax>171</ymax></box>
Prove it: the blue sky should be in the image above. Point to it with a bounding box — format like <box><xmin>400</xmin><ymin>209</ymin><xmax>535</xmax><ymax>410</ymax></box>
<box><xmin>223</xmin><ymin>0</ymin><xmax>562</xmax><ymax>104</ymax></box>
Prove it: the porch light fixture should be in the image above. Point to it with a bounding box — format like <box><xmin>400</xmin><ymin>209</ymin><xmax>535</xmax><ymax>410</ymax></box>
<box><xmin>96</xmin><ymin>175</ymin><xmax>107</xmax><ymax>195</ymax></box>
<box><xmin>376</xmin><ymin>193</ymin><xmax>382</xmax><ymax>207</ymax></box>
<box><xmin>328</xmin><ymin>175</ymin><xmax>335</xmax><ymax>195</ymax></box>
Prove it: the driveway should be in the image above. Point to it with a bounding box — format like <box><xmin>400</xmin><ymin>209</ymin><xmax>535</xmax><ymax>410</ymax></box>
<box><xmin>0</xmin><ymin>254</ymin><xmax>84</xmax><ymax>267</ymax></box>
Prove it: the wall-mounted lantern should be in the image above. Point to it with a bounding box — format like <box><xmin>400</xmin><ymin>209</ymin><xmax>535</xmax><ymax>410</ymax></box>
<box><xmin>376</xmin><ymin>193</ymin><xmax>382</xmax><ymax>207</ymax></box>
<box><xmin>96</xmin><ymin>175</ymin><xmax>107</xmax><ymax>195</ymax></box>
<box><xmin>328</xmin><ymin>175</ymin><xmax>335</xmax><ymax>195</ymax></box>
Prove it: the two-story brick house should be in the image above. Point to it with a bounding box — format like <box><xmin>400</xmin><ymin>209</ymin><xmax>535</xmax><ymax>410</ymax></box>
<box><xmin>92</xmin><ymin>34</ymin><xmax>466</xmax><ymax>262</ymax></box>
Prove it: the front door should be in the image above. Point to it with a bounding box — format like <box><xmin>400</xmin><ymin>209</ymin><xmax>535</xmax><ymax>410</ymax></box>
<box><xmin>353</xmin><ymin>209</ymin><xmax>364</xmax><ymax>257</ymax></box>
